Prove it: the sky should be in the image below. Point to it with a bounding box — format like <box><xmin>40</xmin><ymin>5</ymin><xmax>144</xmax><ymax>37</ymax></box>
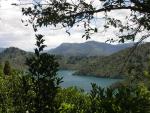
<box><xmin>0</xmin><ymin>0</ymin><xmax>143</xmax><ymax>51</ymax></box>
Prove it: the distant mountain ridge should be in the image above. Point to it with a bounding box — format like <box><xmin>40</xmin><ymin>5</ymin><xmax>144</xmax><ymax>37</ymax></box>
<box><xmin>48</xmin><ymin>41</ymin><xmax>134</xmax><ymax>56</ymax></box>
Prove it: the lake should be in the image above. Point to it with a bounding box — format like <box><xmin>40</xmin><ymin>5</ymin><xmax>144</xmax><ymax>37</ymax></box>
<box><xmin>58</xmin><ymin>70</ymin><xmax>122</xmax><ymax>92</ymax></box>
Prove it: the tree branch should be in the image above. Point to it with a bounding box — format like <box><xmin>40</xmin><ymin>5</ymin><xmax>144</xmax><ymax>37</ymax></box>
<box><xmin>70</xmin><ymin>6</ymin><xmax>149</xmax><ymax>18</ymax></box>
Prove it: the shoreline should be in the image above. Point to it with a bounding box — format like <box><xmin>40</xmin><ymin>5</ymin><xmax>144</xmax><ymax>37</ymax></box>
<box><xmin>73</xmin><ymin>73</ymin><xmax>123</xmax><ymax>79</ymax></box>
<box><xmin>59</xmin><ymin>69</ymin><xmax>123</xmax><ymax>79</ymax></box>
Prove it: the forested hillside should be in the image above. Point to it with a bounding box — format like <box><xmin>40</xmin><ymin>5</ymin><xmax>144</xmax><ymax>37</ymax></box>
<box><xmin>0</xmin><ymin>47</ymin><xmax>31</xmax><ymax>70</ymax></box>
<box><xmin>0</xmin><ymin>43</ymin><xmax>150</xmax><ymax>78</ymax></box>
<box><xmin>57</xmin><ymin>42</ymin><xmax>150</xmax><ymax>78</ymax></box>
<box><xmin>48</xmin><ymin>41</ymin><xmax>133</xmax><ymax>56</ymax></box>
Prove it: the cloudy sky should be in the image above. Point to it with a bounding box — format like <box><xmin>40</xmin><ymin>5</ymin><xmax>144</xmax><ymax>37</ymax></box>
<box><xmin>0</xmin><ymin>0</ymin><xmax>141</xmax><ymax>51</ymax></box>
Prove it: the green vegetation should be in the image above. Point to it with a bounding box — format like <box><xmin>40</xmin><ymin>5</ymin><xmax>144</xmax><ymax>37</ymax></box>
<box><xmin>0</xmin><ymin>42</ymin><xmax>150</xmax><ymax>78</ymax></box>
<box><xmin>25</xmin><ymin>34</ymin><xmax>62</xmax><ymax>113</ymax></box>
<box><xmin>0</xmin><ymin>0</ymin><xmax>148</xmax><ymax>112</ymax></box>
<box><xmin>56</xmin><ymin>43</ymin><xmax>150</xmax><ymax>78</ymax></box>
<box><xmin>3</xmin><ymin>61</ymin><xmax>11</xmax><ymax>75</ymax></box>
<box><xmin>0</xmin><ymin>47</ymin><xmax>31</xmax><ymax>71</ymax></box>
<box><xmin>0</xmin><ymin>35</ymin><xmax>149</xmax><ymax>112</ymax></box>
<box><xmin>5</xmin><ymin>0</ymin><xmax>150</xmax><ymax>112</ymax></box>
<box><xmin>0</xmin><ymin>71</ymin><xmax>150</xmax><ymax>113</ymax></box>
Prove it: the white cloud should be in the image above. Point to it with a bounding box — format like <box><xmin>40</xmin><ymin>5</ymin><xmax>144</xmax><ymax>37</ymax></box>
<box><xmin>0</xmin><ymin>0</ymin><xmax>146</xmax><ymax>51</ymax></box>
<box><xmin>0</xmin><ymin>0</ymin><xmax>35</xmax><ymax>51</ymax></box>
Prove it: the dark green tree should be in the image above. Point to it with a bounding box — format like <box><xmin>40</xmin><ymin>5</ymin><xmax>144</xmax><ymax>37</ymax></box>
<box><xmin>0</xmin><ymin>63</ymin><xmax>3</xmax><ymax>76</ymax></box>
<box><xmin>26</xmin><ymin>34</ymin><xmax>62</xmax><ymax>113</ymax></box>
<box><xmin>87</xmin><ymin>83</ymin><xmax>150</xmax><ymax>113</ymax></box>
<box><xmin>3</xmin><ymin>61</ymin><xmax>11</xmax><ymax>75</ymax></box>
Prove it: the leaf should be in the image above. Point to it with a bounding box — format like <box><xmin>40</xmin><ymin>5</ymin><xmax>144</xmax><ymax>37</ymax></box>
<box><xmin>39</xmin><ymin>45</ymin><xmax>47</xmax><ymax>52</ymax></box>
<box><xmin>94</xmin><ymin>28</ymin><xmax>98</xmax><ymax>32</ymax></box>
<box><xmin>36</xmin><ymin>41</ymin><xmax>41</xmax><ymax>47</ymax></box>
<box><xmin>35</xmin><ymin>34</ymin><xmax>43</xmax><ymax>41</ymax></box>
<box><xmin>82</xmin><ymin>35</ymin><xmax>85</xmax><ymax>38</ymax></box>
<box><xmin>34</xmin><ymin>48</ymin><xmax>39</xmax><ymax>56</ymax></box>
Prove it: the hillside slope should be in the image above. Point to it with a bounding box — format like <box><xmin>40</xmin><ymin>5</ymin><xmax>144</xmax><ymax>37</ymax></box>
<box><xmin>48</xmin><ymin>41</ymin><xmax>133</xmax><ymax>56</ymax></box>
<box><xmin>57</xmin><ymin>42</ymin><xmax>150</xmax><ymax>78</ymax></box>
<box><xmin>0</xmin><ymin>47</ymin><xmax>31</xmax><ymax>70</ymax></box>
<box><xmin>0</xmin><ymin>42</ymin><xmax>149</xmax><ymax>78</ymax></box>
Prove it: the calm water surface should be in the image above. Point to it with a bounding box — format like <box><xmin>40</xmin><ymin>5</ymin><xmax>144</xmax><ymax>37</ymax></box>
<box><xmin>58</xmin><ymin>70</ymin><xmax>122</xmax><ymax>92</ymax></box>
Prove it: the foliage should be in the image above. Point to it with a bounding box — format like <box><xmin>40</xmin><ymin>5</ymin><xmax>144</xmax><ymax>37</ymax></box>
<box><xmin>4</xmin><ymin>1</ymin><xmax>150</xmax><ymax>112</ymax></box>
<box><xmin>87</xmin><ymin>83</ymin><xmax>150</xmax><ymax>113</ymax></box>
<box><xmin>56</xmin><ymin>87</ymin><xmax>90</xmax><ymax>113</ymax></box>
<box><xmin>20</xmin><ymin>0</ymin><xmax>150</xmax><ymax>42</ymax></box>
<box><xmin>25</xmin><ymin>34</ymin><xmax>62</xmax><ymax>113</ymax></box>
<box><xmin>0</xmin><ymin>70</ymin><xmax>29</xmax><ymax>113</ymax></box>
<box><xmin>55</xmin><ymin>84</ymin><xmax>150</xmax><ymax>113</ymax></box>
<box><xmin>0</xmin><ymin>63</ymin><xmax>3</xmax><ymax>76</ymax></box>
<box><xmin>0</xmin><ymin>68</ymin><xmax>149</xmax><ymax>112</ymax></box>
<box><xmin>0</xmin><ymin>34</ymin><xmax>62</xmax><ymax>113</ymax></box>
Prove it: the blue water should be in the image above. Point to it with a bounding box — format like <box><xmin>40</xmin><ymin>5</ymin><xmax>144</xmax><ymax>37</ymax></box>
<box><xmin>58</xmin><ymin>70</ymin><xmax>122</xmax><ymax>92</ymax></box>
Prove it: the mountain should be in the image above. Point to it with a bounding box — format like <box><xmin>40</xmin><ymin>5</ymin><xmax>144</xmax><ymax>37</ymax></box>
<box><xmin>0</xmin><ymin>42</ymin><xmax>149</xmax><ymax>78</ymax></box>
<box><xmin>57</xmin><ymin>42</ymin><xmax>150</xmax><ymax>78</ymax></box>
<box><xmin>48</xmin><ymin>41</ymin><xmax>133</xmax><ymax>56</ymax></box>
<box><xmin>0</xmin><ymin>47</ymin><xmax>31</xmax><ymax>70</ymax></box>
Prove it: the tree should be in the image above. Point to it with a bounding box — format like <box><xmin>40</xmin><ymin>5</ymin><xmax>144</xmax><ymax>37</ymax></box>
<box><xmin>3</xmin><ymin>61</ymin><xmax>11</xmax><ymax>75</ymax></box>
<box><xmin>88</xmin><ymin>83</ymin><xmax>150</xmax><ymax>113</ymax></box>
<box><xmin>17</xmin><ymin>0</ymin><xmax>150</xmax><ymax>42</ymax></box>
<box><xmin>25</xmin><ymin>34</ymin><xmax>62</xmax><ymax>113</ymax></box>
<box><xmin>0</xmin><ymin>63</ymin><xmax>3</xmax><ymax>76</ymax></box>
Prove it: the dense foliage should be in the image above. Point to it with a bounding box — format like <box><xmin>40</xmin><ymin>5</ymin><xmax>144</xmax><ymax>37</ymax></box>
<box><xmin>0</xmin><ymin>71</ymin><xmax>150</xmax><ymax>113</ymax></box>
<box><xmin>25</xmin><ymin>34</ymin><xmax>62</xmax><ymax>113</ymax></box>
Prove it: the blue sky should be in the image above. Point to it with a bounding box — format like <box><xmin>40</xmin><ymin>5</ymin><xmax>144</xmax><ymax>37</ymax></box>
<box><xmin>0</xmin><ymin>0</ymin><xmax>143</xmax><ymax>51</ymax></box>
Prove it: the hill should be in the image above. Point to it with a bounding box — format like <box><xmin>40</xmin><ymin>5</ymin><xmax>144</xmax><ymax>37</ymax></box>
<box><xmin>57</xmin><ymin>42</ymin><xmax>150</xmax><ymax>78</ymax></box>
<box><xmin>0</xmin><ymin>47</ymin><xmax>31</xmax><ymax>70</ymax></box>
<box><xmin>0</xmin><ymin>42</ymin><xmax>149</xmax><ymax>78</ymax></box>
<box><xmin>48</xmin><ymin>41</ymin><xmax>133</xmax><ymax>56</ymax></box>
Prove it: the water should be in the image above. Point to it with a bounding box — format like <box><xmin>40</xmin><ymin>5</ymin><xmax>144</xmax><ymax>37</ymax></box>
<box><xmin>58</xmin><ymin>70</ymin><xmax>122</xmax><ymax>92</ymax></box>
